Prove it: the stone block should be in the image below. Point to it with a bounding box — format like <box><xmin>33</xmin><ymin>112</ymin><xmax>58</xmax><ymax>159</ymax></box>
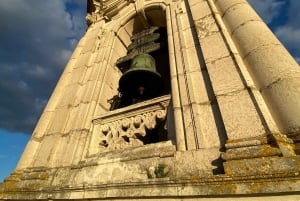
<box><xmin>182</xmin><ymin>26</ymin><xmax>199</xmax><ymax>49</ymax></box>
<box><xmin>47</xmin><ymin>107</ymin><xmax>70</xmax><ymax>134</ymax></box>
<box><xmin>206</xmin><ymin>56</ymin><xmax>245</xmax><ymax>96</ymax></box>
<box><xmin>175</xmin><ymin>149</ymin><xmax>223</xmax><ymax>178</ymax></box>
<box><xmin>243</xmin><ymin>43</ymin><xmax>300</xmax><ymax>89</ymax></box>
<box><xmin>64</xmin><ymin>103</ymin><xmax>90</xmax><ymax>133</ymax></box>
<box><xmin>223</xmin><ymin>156</ymin><xmax>300</xmax><ymax>175</ymax></box>
<box><xmin>215</xmin><ymin>0</ymin><xmax>248</xmax><ymax>16</ymax></box>
<box><xmin>87</xmin><ymin>51</ymin><xmax>98</xmax><ymax>67</ymax></box>
<box><xmin>250</xmin><ymin>89</ymin><xmax>279</xmax><ymax>134</ymax></box>
<box><xmin>82</xmin><ymin>190</ymin><xmax>106</xmax><ymax>199</ymax></box>
<box><xmin>117</xmin><ymin>27</ymin><xmax>131</xmax><ymax>47</ymax></box>
<box><xmin>56</xmin><ymin>83</ymin><xmax>80</xmax><ymax>108</ymax></box>
<box><xmin>95</xmin><ymin>47</ymin><xmax>107</xmax><ymax>64</ymax></box>
<box><xmin>73</xmin><ymin>80</ymin><xmax>97</xmax><ymax>106</ymax></box>
<box><xmin>94</xmin><ymin>101</ymin><xmax>109</xmax><ymax>117</ymax></box>
<box><xmin>54</xmin><ymin>131</ymin><xmax>85</xmax><ymax>166</ymax></box>
<box><xmin>199</xmin><ymin>32</ymin><xmax>230</xmax><ymax>63</ymax></box>
<box><xmin>98</xmin><ymin>82</ymin><xmax>118</xmax><ymax>111</ymax></box>
<box><xmin>195</xmin><ymin>103</ymin><xmax>226</xmax><ymax>148</ymax></box>
<box><xmin>180</xmin><ymin>11</ymin><xmax>193</xmax><ymax>31</ymax></box>
<box><xmin>180</xmin><ymin>105</ymin><xmax>198</xmax><ymax>150</ymax></box>
<box><xmin>231</xmin><ymin>21</ymin><xmax>280</xmax><ymax>59</ymax></box>
<box><xmin>16</xmin><ymin>139</ymin><xmax>41</xmax><ymax>169</ymax></box>
<box><xmin>69</xmin><ymin>66</ymin><xmax>87</xmax><ymax>85</ymax></box>
<box><xmin>71</xmin><ymin>129</ymin><xmax>90</xmax><ymax>164</ymax></box>
<box><xmin>84</xmin><ymin>25</ymin><xmax>100</xmax><ymax>42</ymax></box>
<box><xmin>69</xmin><ymin>191</ymin><xmax>85</xmax><ymax>199</ymax></box>
<box><xmin>185</xmin><ymin>46</ymin><xmax>204</xmax><ymax>71</ymax></box>
<box><xmin>186</xmin><ymin>70</ymin><xmax>211</xmax><ymax>104</ymax></box>
<box><xmin>124</xmin><ymin>18</ymin><xmax>135</xmax><ymax>37</ymax></box>
<box><xmin>217</xmin><ymin>89</ymin><xmax>266</xmax><ymax>140</ymax></box>
<box><xmin>70</xmin><ymin>45</ymin><xmax>83</xmax><ymax>60</ymax></box>
<box><xmin>110</xmin><ymin>49</ymin><xmax>123</xmax><ymax>67</ymax></box>
<box><xmin>74</xmin><ymin>161</ymin><xmax>147</xmax><ymax>185</ymax></box>
<box><xmin>32</xmin><ymin>111</ymin><xmax>53</xmax><ymax>138</ymax></box>
<box><xmin>81</xmin><ymin>37</ymin><xmax>97</xmax><ymax>54</ymax></box>
<box><xmin>182</xmin><ymin>103</ymin><xmax>213</xmax><ymax>149</ymax></box>
<box><xmin>222</xmin><ymin>2</ymin><xmax>261</xmax><ymax>34</ymax></box>
<box><xmin>73</xmin><ymin>51</ymin><xmax>91</xmax><ymax>69</ymax></box>
<box><xmin>261</xmin><ymin>77</ymin><xmax>300</xmax><ymax>134</ymax></box>
<box><xmin>81</xmin><ymin>80</ymin><xmax>97</xmax><ymax>104</ymax></box>
<box><xmin>82</xmin><ymin>65</ymin><xmax>99</xmax><ymax>83</ymax></box>
<box><xmin>195</xmin><ymin>15</ymin><xmax>219</xmax><ymax>39</ymax></box>
<box><xmin>189</xmin><ymin>0</ymin><xmax>211</xmax><ymax>20</ymax></box>
<box><xmin>104</xmin><ymin>66</ymin><xmax>122</xmax><ymax>89</ymax></box>
<box><xmin>32</xmin><ymin>134</ymin><xmax>61</xmax><ymax>167</ymax></box>
<box><xmin>222</xmin><ymin>144</ymin><xmax>281</xmax><ymax>161</ymax></box>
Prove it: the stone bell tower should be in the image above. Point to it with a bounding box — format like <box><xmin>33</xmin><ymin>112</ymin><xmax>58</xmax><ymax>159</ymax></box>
<box><xmin>1</xmin><ymin>0</ymin><xmax>300</xmax><ymax>200</ymax></box>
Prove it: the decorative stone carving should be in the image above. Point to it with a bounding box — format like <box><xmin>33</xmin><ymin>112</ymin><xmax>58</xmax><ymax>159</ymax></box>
<box><xmin>195</xmin><ymin>15</ymin><xmax>219</xmax><ymax>39</ymax></box>
<box><xmin>87</xmin><ymin>0</ymin><xmax>132</xmax><ymax>23</ymax></box>
<box><xmin>91</xmin><ymin>95</ymin><xmax>171</xmax><ymax>153</ymax></box>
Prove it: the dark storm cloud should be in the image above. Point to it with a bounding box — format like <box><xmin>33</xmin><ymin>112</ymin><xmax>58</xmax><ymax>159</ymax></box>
<box><xmin>0</xmin><ymin>0</ymin><xmax>86</xmax><ymax>134</ymax></box>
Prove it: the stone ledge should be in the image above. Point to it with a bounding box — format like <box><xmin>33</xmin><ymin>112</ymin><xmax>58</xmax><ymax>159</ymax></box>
<box><xmin>2</xmin><ymin>172</ymin><xmax>300</xmax><ymax>199</ymax></box>
<box><xmin>223</xmin><ymin>156</ymin><xmax>300</xmax><ymax>175</ymax></box>
<box><xmin>85</xmin><ymin>140</ymin><xmax>176</xmax><ymax>163</ymax></box>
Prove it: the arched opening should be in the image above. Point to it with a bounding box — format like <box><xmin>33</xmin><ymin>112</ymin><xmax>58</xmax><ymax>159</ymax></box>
<box><xmin>93</xmin><ymin>5</ymin><xmax>175</xmax><ymax>148</ymax></box>
<box><xmin>108</xmin><ymin>6</ymin><xmax>170</xmax><ymax>110</ymax></box>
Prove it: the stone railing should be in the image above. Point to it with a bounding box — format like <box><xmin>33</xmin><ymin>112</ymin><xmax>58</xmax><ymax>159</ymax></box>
<box><xmin>89</xmin><ymin>95</ymin><xmax>171</xmax><ymax>155</ymax></box>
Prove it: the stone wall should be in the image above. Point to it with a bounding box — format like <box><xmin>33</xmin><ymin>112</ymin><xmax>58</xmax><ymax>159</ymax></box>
<box><xmin>1</xmin><ymin>0</ymin><xmax>300</xmax><ymax>200</ymax></box>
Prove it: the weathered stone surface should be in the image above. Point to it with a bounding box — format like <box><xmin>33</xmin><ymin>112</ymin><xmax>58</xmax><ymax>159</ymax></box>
<box><xmin>206</xmin><ymin>56</ymin><xmax>245</xmax><ymax>96</ymax></box>
<box><xmin>217</xmin><ymin>89</ymin><xmax>266</xmax><ymax>140</ymax></box>
<box><xmin>199</xmin><ymin>32</ymin><xmax>230</xmax><ymax>63</ymax></box>
<box><xmin>2</xmin><ymin>0</ymin><xmax>300</xmax><ymax>200</ymax></box>
<box><xmin>224</xmin><ymin>156</ymin><xmax>300</xmax><ymax>175</ymax></box>
<box><xmin>195</xmin><ymin>15</ymin><xmax>219</xmax><ymax>39</ymax></box>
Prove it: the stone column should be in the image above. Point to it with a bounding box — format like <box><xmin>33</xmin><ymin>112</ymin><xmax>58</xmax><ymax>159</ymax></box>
<box><xmin>214</xmin><ymin>0</ymin><xmax>300</xmax><ymax>136</ymax></box>
<box><xmin>166</xmin><ymin>5</ymin><xmax>187</xmax><ymax>151</ymax></box>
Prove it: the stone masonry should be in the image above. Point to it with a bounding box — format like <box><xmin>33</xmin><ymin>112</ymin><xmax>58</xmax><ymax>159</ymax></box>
<box><xmin>1</xmin><ymin>0</ymin><xmax>300</xmax><ymax>200</ymax></box>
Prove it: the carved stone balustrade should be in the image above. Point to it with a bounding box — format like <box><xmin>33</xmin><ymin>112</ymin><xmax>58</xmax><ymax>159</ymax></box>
<box><xmin>89</xmin><ymin>95</ymin><xmax>171</xmax><ymax>155</ymax></box>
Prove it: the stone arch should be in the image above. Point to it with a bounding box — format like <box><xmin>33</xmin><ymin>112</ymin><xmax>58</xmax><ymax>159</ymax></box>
<box><xmin>106</xmin><ymin>3</ymin><xmax>171</xmax><ymax>110</ymax></box>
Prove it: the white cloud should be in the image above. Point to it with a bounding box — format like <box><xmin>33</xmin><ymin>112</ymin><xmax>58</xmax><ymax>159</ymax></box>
<box><xmin>249</xmin><ymin>0</ymin><xmax>300</xmax><ymax>64</ymax></box>
<box><xmin>286</xmin><ymin>1</ymin><xmax>300</xmax><ymax>28</ymax></box>
<box><xmin>275</xmin><ymin>26</ymin><xmax>300</xmax><ymax>53</ymax></box>
<box><xmin>0</xmin><ymin>1</ymin><xmax>86</xmax><ymax>134</ymax></box>
<box><xmin>248</xmin><ymin>0</ymin><xmax>285</xmax><ymax>24</ymax></box>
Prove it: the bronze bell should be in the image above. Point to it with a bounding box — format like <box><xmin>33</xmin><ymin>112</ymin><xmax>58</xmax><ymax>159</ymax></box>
<box><xmin>119</xmin><ymin>53</ymin><xmax>162</xmax><ymax>101</ymax></box>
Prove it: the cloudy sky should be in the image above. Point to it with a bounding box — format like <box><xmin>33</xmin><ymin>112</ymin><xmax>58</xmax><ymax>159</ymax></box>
<box><xmin>0</xmin><ymin>0</ymin><xmax>299</xmax><ymax>182</ymax></box>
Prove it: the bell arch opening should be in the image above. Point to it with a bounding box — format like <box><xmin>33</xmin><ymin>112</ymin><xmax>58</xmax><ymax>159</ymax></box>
<box><xmin>108</xmin><ymin>6</ymin><xmax>171</xmax><ymax>110</ymax></box>
<box><xmin>93</xmin><ymin>5</ymin><xmax>176</xmax><ymax>148</ymax></box>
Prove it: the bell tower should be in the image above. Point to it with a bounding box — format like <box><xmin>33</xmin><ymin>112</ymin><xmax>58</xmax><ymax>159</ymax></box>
<box><xmin>2</xmin><ymin>0</ymin><xmax>300</xmax><ymax>200</ymax></box>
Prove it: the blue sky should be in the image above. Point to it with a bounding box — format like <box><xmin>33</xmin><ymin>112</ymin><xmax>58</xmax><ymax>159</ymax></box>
<box><xmin>0</xmin><ymin>0</ymin><xmax>299</xmax><ymax>182</ymax></box>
